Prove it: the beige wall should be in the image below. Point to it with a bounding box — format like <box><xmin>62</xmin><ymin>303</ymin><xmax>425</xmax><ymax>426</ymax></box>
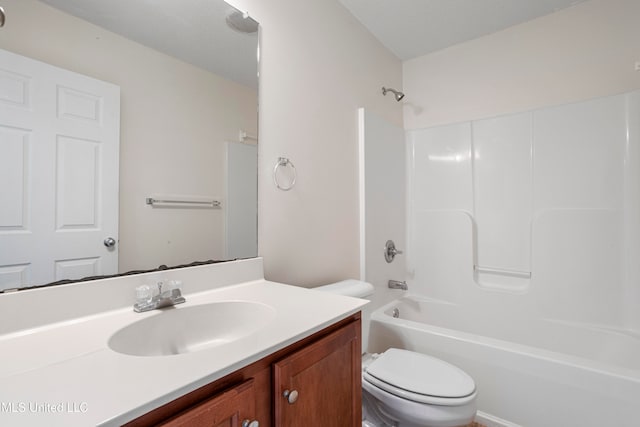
<box><xmin>230</xmin><ymin>0</ymin><xmax>403</xmax><ymax>286</ymax></box>
<box><xmin>403</xmin><ymin>0</ymin><xmax>640</xmax><ymax>129</ymax></box>
<box><xmin>0</xmin><ymin>0</ymin><xmax>258</xmax><ymax>273</ymax></box>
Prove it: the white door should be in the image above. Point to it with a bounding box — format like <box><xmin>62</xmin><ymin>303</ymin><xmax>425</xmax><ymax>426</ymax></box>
<box><xmin>225</xmin><ymin>141</ymin><xmax>258</xmax><ymax>259</ymax></box>
<box><xmin>0</xmin><ymin>49</ymin><xmax>120</xmax><ymax>290</ymax></box>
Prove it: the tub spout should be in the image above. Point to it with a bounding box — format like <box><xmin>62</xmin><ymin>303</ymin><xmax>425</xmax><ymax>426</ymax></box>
<box><xmin>388</xmin><ymin>280</ymin><xmax>408</xmax><ymax>290</ymax></box>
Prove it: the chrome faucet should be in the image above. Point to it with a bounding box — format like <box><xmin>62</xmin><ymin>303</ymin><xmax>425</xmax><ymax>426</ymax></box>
<box><xmin>134</xmin><ymin>280</ymin><xmax>186</xmax><ymax>312</ymax></box>
<box><xmin>388</xmin><ymin>280</ymin><xmax>408</xmax><ymax>290</ymax></box>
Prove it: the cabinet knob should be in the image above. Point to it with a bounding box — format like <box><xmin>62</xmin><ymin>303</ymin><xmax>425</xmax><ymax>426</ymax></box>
<box><xmin>242</xmin><ymin>420</ymin><xmax>259</xmax><ymax>427</ymax></box>
<box><xmin>283</xmin><ymin>389</ymin><xmax>299</xmax><ymax>404</ymax></box>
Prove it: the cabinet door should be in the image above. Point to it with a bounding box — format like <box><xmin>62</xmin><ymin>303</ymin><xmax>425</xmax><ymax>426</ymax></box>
<box><xmin>273</xmin><ymin>320</ymin><xmax>361</xmax><ymax>427</ymax></box>
<box><xmin>161</xmin><ymin>378</ymin><xmax>259</xmax><ymax>427</ymax></box>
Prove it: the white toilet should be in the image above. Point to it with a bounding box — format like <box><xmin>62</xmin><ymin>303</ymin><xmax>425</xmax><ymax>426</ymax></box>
<box><xmin>315</xmin><ymin>280</ymin><xmax>477</xmax><ymax>427</ymax></box>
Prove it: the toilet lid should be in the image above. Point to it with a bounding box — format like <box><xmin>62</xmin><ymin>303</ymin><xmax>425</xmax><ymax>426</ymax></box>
<box><xmin>364</xmin><ymin>349</ymin><xmax>475</xmax><ymax>401</ymax></box>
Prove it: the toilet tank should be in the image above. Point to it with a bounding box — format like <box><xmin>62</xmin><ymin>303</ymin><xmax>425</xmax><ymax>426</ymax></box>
<box><xmin>314</xmin><ymin>280</ymin><xmax>374</xmax><ymax>353</ymax></box>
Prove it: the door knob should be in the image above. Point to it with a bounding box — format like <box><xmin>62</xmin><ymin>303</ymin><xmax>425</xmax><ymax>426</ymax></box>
<box><xmin>242</xmin><ymin>420</ymin><xmax>259</xmax><ymax>427</ymax></box>
<box><xmin>283</xmin><ymin>389</ymin><xmax>298</xmax><ymax>404</ymax></box>
<box><xmin>103</xmin><ymin>237</ymin><xmax>116</xmax><ymax>248</ymax></box>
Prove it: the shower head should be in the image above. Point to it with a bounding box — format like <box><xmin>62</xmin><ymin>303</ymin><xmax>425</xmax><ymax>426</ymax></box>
<box><xmin>382</xmin><ymin>87</ymin><xmax>405</xmax><ymax>102</ymax></box>
<box><xmin>226</xmin><ymin>9</ymin><xmax>258</xmax><ymax>34</ymax></box>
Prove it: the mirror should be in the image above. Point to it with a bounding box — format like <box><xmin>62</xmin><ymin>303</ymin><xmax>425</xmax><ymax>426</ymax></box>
<box><xmin>0</xmin><ymin>0</ymin><xmax>259</xmax><ymax>291</ymax></box>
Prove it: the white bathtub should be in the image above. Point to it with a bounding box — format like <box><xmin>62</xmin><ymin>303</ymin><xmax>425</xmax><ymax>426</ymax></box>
<box><xmin>367</xmin><ymin>295</ymin><xmax>640</xmax><ymax>427</ymax></box>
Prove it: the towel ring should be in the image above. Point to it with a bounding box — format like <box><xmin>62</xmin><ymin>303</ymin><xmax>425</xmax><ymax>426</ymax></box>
<box><xmin>273</xmin><ymin>157</ymin><xmax>297</xmax><ymax>191</ymax></box>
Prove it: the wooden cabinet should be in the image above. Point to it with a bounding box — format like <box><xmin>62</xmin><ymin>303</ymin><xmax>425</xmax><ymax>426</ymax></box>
<box><xmin>160</xmin><ymin>379</ymin><xmax>258</xmax><ymax>427</ymax></box>
<box><xmin>125</xmin><ymin>314</ymin><xmax>361</xmax><ymax>427</ymax></box>
<box><xmin>274</xmin><ymin>320</ymin><xmax>361</xmax><ymax>427</ymax></box>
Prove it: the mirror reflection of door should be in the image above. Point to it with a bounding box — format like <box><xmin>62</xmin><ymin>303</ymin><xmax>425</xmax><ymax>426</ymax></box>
<box><xmin>0</xmin><ymin>48</ymin><xmax>120</xmax><ymax>290</ymax></box>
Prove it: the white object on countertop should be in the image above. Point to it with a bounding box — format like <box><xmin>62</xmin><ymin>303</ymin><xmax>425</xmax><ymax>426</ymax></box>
<box><xmin>314</xmin><ymin>279</ymin><xmax>374</xmax><ymax>298</ymax></box>
<box><xmin>314</xmin><ymin>279</ymin><xmax>374</xmax><ymax>353</ymax></box>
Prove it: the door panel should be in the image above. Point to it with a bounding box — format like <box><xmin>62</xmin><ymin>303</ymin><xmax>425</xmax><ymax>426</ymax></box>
<box><xmin>0</xmin><ymin>125</ymin><xmax>29</xmax><ymax>229</ymax></box>
<box><xmin>55</xmin><ymin>135</ymin><xmax>100</xmax><ymax>229</ymax></box>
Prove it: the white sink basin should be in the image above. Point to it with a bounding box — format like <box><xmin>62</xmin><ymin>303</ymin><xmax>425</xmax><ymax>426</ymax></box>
<box><xmin>108</xmin><ymin>301</ymin><xmax>276</xmax><ymax>356</ymax></box>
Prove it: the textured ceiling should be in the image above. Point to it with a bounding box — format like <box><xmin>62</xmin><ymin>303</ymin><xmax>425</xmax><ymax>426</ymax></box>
<box><xmin>338</xmin><ymin>0</ymin><xmax>588</xmax><ymax>60</ymax></box>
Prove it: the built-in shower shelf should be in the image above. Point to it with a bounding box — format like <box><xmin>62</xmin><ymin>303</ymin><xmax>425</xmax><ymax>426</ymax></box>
<box><xmin>474</xmin><ymin>265</ymin><xmax>531</xmax><ymax>279</ymax></box>
<box><xmin>473</xmin><ymin>265</ymin><xmax>531</xmax><ymax>292</ymax></box>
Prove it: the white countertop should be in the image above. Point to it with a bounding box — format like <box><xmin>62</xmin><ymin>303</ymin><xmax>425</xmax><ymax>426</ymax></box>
<box><xmin>0</xmin><ymin>279</ymin><xmax>366</xmax><ymax>426</ymax></box>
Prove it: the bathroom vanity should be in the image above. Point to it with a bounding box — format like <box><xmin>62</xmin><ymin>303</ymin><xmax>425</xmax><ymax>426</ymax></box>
<box><xmin>128</xmin><ymin>313</ymin><xmax>361</xmax><ymax>426</ymax></box>
<box><xmin>0</xmin><ymin>258</ymin><xmax>365</xmax><ymax>426</ymax></box>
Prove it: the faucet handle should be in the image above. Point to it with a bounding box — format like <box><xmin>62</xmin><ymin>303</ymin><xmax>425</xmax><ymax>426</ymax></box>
<box><xmin>135</xmin><ymin>285</ymin><xmax>152</xmax><ymax>304</ymax></box>
<box><xmin>167</xmin><ymin>280</ymin><xmax>181</xmax><ymax>289</ymax></box>
<box><xmin>166</xmin><ymin>280</ymin><xmax>182</xmax><ymax>294</ymax></box>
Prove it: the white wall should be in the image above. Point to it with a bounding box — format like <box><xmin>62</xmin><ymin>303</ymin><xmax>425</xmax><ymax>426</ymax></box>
<box><xmin>229</xmin><ymin>0</ymin><xmax>403</xmax><ymax>286</ymax></box>
<box><xmin>0</xmin><ymin>0</ymin><xmax>258</xmax><ymax>273</ymax></box>
<box><xmin>407</xmin><ymin>91</ymin><xmax>640</xmax><ymax>332</ymax></box>
<box><xmin>403</xmin><ymin>0</ymin><xmax>640</xmax><ymax>129</ymax></box>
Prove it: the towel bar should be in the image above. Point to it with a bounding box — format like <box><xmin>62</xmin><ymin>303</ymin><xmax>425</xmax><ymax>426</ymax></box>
<box><xmin>145</xmin><ymin>198</ymin><xmax>221</xmax><ymax>208</ymax></box>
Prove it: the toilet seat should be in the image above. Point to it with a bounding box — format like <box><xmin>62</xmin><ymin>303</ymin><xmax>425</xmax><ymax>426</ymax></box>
<box><xmin>363</xmin><ymin>348</ymin><xmax>476</xmax><ymax>406</ymax></box>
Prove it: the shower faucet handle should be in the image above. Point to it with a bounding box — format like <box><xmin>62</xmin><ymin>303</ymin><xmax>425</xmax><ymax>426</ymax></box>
<box><xmin>384</xmin><ymin>240</ymin><xmax>403</xmax><ymax>263</ymax></box>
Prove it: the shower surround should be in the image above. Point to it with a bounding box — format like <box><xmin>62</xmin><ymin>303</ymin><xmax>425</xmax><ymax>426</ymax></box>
<box><xmin>406</xmin><ymin>89</ymin><xmax>640</xmax><ymax>334</ymax></box>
